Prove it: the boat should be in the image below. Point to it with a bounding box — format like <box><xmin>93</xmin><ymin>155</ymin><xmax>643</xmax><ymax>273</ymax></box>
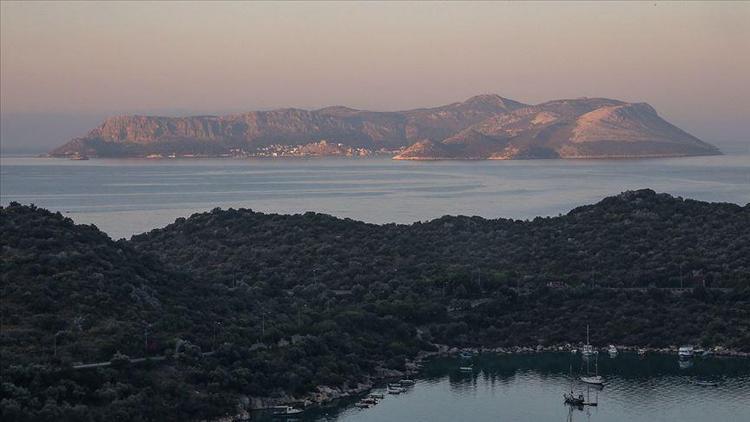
<box><xmin>459</xmin><ymin>365</ymin><xmax>474</xmax><ymax>372</ymax></box>
<box><xmin>564</xmin><ymin>391</ymin><xmax>585</xmax><ymax>406</ymax></box>
<box><xmin>69</xmin><ymin>154</ymin><xmax>89</xmax><ymax>160</ymax></box>
<box><xmin>368</xmin><ymin>392</ymin><xmax>384</xmax><ymax>399</ymax></box>
<box><xmin>564</xmin><ymin>363</ymin><xmax>598</xmax><ymax>408</ymax></box>
<box><xmin>695</xmin><ymin>379</ymin><xmax>720</xmax><ymax>387</ymax></box>
<box><xmin>582</xmin><ymin>325</ymin><xmax>596</xmax><ymax>357</ymax></box>
<box><xmin>580</xmin><ymin>352</ymin><xmax>604</xmax><ymax>386</ymax></box>
<box><xmin>271</xmin><ymin>405</ymin><xmax>303</xmax><ymax>415</ymax></box>
<box><xmin>580</xmin><ymin>374</ymin><xmax>604</xmax><ymax>386</ymax></box>
<box><xmin>355</xmin><ymin>396</ymin><xmax>379</xmax><ymax>408</ymax></box>
<box><xmin>459</xmin><ymin>350</ymin><xmax>474</xmax><ymax>359</ymax></box>
<box><xmin>570</xmin><ymin>349</ymin><xmax>577</xmax><ymax>354</ymax></box>
<box><xmin>399</xmin><ymin>379</ymin><xmax>415</xmax><ymax>386</ymax></box>
<box><xmin>387</xmin><ymin>385</ymin><xmax>405</xmax><ymax>394</ymax></box>
<box><xmin>608</xmin><ymin>345</ymin><xmax>618</xmax><ymax>356</ymax></box>
<box><xmin>637</xmin><ymin>348</ymin><xmax>647</xmax><ymax>357</ymax></box>
<box><xmin>679</xmin><ymin>345</ymin><xmax>695</xmax><ymax>359</ymax></box>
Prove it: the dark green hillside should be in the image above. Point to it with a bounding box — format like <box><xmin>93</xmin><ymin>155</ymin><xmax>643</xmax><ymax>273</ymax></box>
<box><xmin>0</xmin><ymin>203</ymin><xmax>242</xmax><ymax>420</ymax></box>
<box><xmin>133</xmin><ymin>189</ymin><xmax>749</xmax><ymax>291</ymax></box>
<box><xmin>1</xmin><ymin>191</ymin><xmax>749</xmax><ymax>421</ymax></box>
<box><xmin>2</xmin><ymin>203</ymin><xmax>178</xmax><ymax>363</ymax></box>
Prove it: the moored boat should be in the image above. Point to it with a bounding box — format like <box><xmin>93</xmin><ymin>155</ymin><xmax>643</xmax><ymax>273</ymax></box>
<box><xmin>564</xmin><ymin>391</ymin><xmax>585</xmax><ymax>406</ymax></box>
<box><xmin>580</xmin><ymin>375</ymin><xmax>604</xmax><ymax>386</ymax></box>
<box><xmin>271</xmin><ymin>405</ymin><xmax>303</xmax><ymax>415</ymax></box>
<box><xmin>679</xmin><ymin>345</ymin><xmax>695</xmax><ymax>359</ymax></box>
<box><xmin>580</xmin><ymin>352</ymin><xmax>604</xmax><ymax>386</ymax></box>
<box><xmin>387</xmin><ymin>384</ymin><xmax>406</xmax><ymax>394</ymax></box>
<box><xmin>608</xmin><ymin>345</ymin><xmax>618</xmax><ymax>356</ymax></box>
<box><xmin>582</xmin><ymin>325</ymin><xmax>596</xmax><ymax>357</ymax></box>
<box><xmin>459</xmin><ymin>350</ymin><xmax>474</xmax><ymax>359</ymax></box>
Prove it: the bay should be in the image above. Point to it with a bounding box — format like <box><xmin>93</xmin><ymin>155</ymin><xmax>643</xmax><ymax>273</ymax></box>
<box><xmin>1</xmin><ymin>154</ymin><xmax>748</xmax><ymax>240</ymax></box>
<box><xmin>266</xmin><ymin>353</ymin><xmax>750</xmax><ymax>422</ymax></box>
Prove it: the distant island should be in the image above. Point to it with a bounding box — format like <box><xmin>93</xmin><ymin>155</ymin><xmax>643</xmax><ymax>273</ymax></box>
<box><xmin>49</xmin><ymin>95</ymin><xmax>721</xmax><ymax>160</ymax></box>
<box><xmin>1</xmin><ymin>190</ymin><xmax>748</xmax><ymax>420</ymax></box>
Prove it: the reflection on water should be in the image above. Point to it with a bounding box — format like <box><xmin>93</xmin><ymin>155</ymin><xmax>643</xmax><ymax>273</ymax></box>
<box><xmin>286</xmin><ymin>353</ymin><xmax>750</xmax><ymax>422</ymax></box>
<box><xmin>1</xmin><ymin>155</ymin><xmax>749</xmax><ymax>239</ymax></box>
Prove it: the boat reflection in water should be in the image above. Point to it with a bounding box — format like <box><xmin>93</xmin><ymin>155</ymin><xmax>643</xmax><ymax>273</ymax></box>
<box><xmin>679</xmin><ymin>358</ymin><xmax>694</xmax><ymax>370</ymax></box>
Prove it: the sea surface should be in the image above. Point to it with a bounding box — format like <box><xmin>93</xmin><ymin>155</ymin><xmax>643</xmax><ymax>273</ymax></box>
<box><xmin>280</xmin><ymin>352</ymin><xmax>750</xmax><ymax>422</ymax></box>
<box><xmin>2</xmin><ymin>155</ymin><xmax>749</xmax><ymax>421</ymax></box>
<box><xmin>1</xmin><ymin>155</ymin><xmax>748</xmax><ymax>239</ymax></box>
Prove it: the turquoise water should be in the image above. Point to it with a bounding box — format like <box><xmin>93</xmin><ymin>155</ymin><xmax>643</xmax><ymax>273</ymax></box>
<box><xmin>1</xmin><ymin>155</ymin><xmax>748</xmax><ymax>239</ymax></box>
<box><xmin>277</xmin><ymin>353</ymin><xmax>750</xmax><ymax>422</ymax></box>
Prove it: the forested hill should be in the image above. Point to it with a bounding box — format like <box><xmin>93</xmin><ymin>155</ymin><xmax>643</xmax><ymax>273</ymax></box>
<box><xmin>132</xmin><ymin>189</ymin><xmax>749</xmax><ymax>290</ymax></box>
<box><xmin>1</xmin><ymin>191</ymin><xmax>749</xmax><ymax>421</ymax></box>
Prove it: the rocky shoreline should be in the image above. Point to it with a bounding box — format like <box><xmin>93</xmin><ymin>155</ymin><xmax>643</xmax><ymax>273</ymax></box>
<box><xmin>213</xmin><ymin>343</ymin><xmax>748</xmax><ymax>420</ymax></box>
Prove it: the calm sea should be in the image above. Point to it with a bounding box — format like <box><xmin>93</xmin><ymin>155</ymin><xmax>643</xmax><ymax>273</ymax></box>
<box><xmin>1</xmin><ymin>155</ymin><xmax>748</xmax><ymax>239</ymax></box>
<box><xmin>287</xmin><ymin>353</ymin><xmax>750</xmax><ymax>422</ymax></box>
<box><xmin>2</xmin><ymin>156</ymin><xmax>749</xmax><ymax>421</ymax></box>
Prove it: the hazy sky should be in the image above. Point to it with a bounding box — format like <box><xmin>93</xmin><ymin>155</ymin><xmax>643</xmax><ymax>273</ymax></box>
<box><xmin>1</xmin><ymin>1</ymin><xmax>748</xmax><ymax>151</ymax></box>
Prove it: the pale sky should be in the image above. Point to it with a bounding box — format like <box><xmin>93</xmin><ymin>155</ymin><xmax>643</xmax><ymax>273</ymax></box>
<box><xmin>1</xmin><ymin>1</ymin><xmax>748</xmax><ymax>151</ymax></box>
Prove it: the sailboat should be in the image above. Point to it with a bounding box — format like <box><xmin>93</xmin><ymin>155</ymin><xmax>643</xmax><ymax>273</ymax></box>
<box><xmin>564</xmin><ymin>364</ymin><xmax>585</xmax><ymax>407</ymax></box>
<box><xmin>581</xmin><ymin>325</ymin><xmax>596</xmax><ymax>357</ymax></box>
<box><xmin>580</xmin><ymin>351</ymin><xmax>604</xmax><ymax>386</ymax></box>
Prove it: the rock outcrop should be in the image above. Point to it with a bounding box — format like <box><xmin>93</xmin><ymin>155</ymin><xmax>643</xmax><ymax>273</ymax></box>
<box><xmin>395</xmin><ymin>98</ymin><xmax>720</xmax><ymax>160</ymax></box>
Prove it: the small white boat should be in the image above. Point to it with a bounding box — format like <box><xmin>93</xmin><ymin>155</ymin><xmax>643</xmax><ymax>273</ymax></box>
<box><xmin>459</xmin><ymin>350</ymin><xmax>474</xmax><ymax>359</ymax></box>
<box><xmin>271</xmin><ymin>405</ymin><xmax>303</xmax><ymax>415</ymax></box>
<box><xmin>368</xmin><ymin>392</ymin><xmax>384</xmax><ymax>399</ymax></box>
<box><xmin>580</xmin><ymin>352</ymin><xmax>604</xmax><ymax>385</ymax></box>
<box><xmin>400</xmin><ymin>379</ymin><xmax>415</xmax><ymax>386</ymax></box>
<box><xmin>679</xmin><ymin>345</ymin><xmax>695</xmax><ymax>359</ymax></box>
<box><xmin>637</xmin><ymin>348</ymin><xmax>647</xmax><ymax>356</ymax></box>
<box><xmin>608</xmin><ymin>345</ymin><xmax>618</xmax><ymax>356</ymax></box>
<box><xmin>582</xmin><ymin>325</ymin><xmax>595</xmax><ymax>357</ymax></box>
<box><xmin>580</xmin><ymin>375</ymin><xmax>604</xmax><ymax>385</ymax></box>
<box><xmin>459</xmin><ymin>365</ymin><xmax>474</xmax><ymax>372</ymax></box>
<box><xmin>387</xmin><ymin>386</ymin><xmax>405</xmax><ymax>394</ymax></box>
<box><xmin>582</xmin><ymin>344</ymin><xmax>594</xmax><ymax>357</ymax></box>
